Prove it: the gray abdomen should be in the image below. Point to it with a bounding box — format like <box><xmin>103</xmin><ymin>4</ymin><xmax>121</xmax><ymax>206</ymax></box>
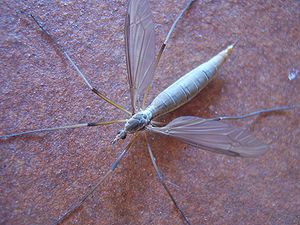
<box><xmin>145</xmin><ymin>45</ymin><xmax>233</xmax><ymax>119</ymax></box>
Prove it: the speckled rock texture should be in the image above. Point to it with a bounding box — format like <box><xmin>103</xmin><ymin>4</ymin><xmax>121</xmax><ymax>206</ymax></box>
<box><xmin>1</xmin><ymin>1</ymin><xmax>299</xmax><ymax>225</ymax></box>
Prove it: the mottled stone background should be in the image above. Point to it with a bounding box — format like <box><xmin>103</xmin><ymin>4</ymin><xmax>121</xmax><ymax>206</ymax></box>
<box><xmin>1</xmin><ymin>0</ymin><xmax>299</xmax><ymax>224</ymax></box>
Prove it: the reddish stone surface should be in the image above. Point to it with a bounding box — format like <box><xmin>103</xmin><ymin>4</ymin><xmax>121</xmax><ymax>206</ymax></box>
<box><xmin>1</xmin><ymin>1</ymin><xmax>299</xmax><ymax>225</ymax></box>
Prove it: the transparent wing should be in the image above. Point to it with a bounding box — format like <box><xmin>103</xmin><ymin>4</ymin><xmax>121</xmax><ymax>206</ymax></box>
<box><xmin>125</xmin><ymin>0</ymin><xmax>156</xmax><ymax>113</ymax></box>
<box><xmin>149</xmin><ymin>116</ymin><xmax>268</xmax><ymax>157</ymax></box>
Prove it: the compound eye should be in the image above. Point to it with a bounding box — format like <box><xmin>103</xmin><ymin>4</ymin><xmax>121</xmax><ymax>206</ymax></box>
<box><xmin>117</xmin><ymin>130</ymin><xmax>126</xmax><ymax>139</ymax></box>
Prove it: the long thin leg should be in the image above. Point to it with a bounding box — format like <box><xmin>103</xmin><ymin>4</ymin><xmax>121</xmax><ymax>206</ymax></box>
<box><xmin>156</xmin><ymin>0</ymin><xmax>195</xmax><ymax>67</ymax></box>
<box><xmin>22</xmin><ymin>12</ymin><xmax>131</xmax><ymax>115</ymax></box>
<box><xmin>144</xmin><ymin>134</ymin><xmax>190</xmax><ymax>225</ymax></box>
<box><xmin>53</xmin><ymin>134</ymin><xmax>138</xmax><ymax>225</ymax></box>
<box><xmin>149</xmin><ymin>105</ymin><xmax>300</xmax><ymax>128</ymax></box>
<box><xmin>142</xmin><ymin>0</ymin><xmax>195</xmax><ymax>109</ymax></box>
<box><xmin>208</xmin><ymin>105</ymin><xmax>300</xmax><ymax>122</ymax></box>
<box><xmin>0</xmin><ymin>119</ymin><xmax>126</xmax><ymax>139</ymax></box>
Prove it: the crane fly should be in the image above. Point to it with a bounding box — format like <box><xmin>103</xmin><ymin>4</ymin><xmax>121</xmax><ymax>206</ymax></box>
<box><xmin>1</xmin><ymin>0</ymin><xmax>299</xmax><ymax>224</ymax></box>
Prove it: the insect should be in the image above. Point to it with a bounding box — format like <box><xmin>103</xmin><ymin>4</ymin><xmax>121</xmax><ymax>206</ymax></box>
<box><xmin>1</xmin><ymin>0</ymin><xmax>298</xmax><ymax>225</ymax></box>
